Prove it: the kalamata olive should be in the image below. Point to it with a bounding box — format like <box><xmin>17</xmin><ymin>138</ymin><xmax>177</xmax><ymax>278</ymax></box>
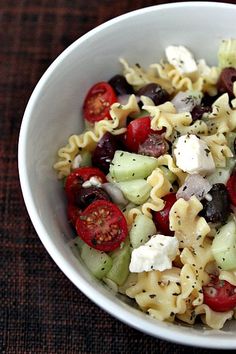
<box><xmin>108</xmin><ymin>74</ymin><xmax>134</xmax><ymax>96</ymax></box>
<box><xmin>191</xmin><ymin>104</ymin><xmax>211</xmax><ymax>121</ymax></box>
<box><xmin>200</xmin><ymin>184</ymin><xmax>230</xmax><ymax>224</ymax></box>
<box><xmin>75</xmin><ymin>186</ymin><xmax>111</xmax><ymax>210</ymax></box>
<box><xmin>217</xmin><ymin>67</ymin><xmax>236</xmax><ymax>98</ymax></box>
<box><xmin>136</xmin><ymin>83</ymin><xmax>170</xmax><ymax>105</ymax></box>
<box><xmin>138</xmin><ymin>133</ymin><xmax>169</xmax><ymax>158</ymax></box>
<box><xmin>92</xmin><ymin>132</ymin><xmax>118</xmax><ymax>174</ymax></box>
<box><xmin>201</xmin><ymin>94</ymin><xmax>219</xmax><ymax>107</ymax></box>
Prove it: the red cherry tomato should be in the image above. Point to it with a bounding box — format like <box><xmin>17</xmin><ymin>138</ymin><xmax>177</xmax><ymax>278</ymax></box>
<box><xmin>83</xmin><ymin>82</ymin><xmax>117</xmax><ymax>123</ymax></box>
<box><xmin>123</xmin><ymin>116</ymin><xmax>164</xmax><ymax>153</ymax></box>
<box><xmin>203</xmin><ymin>275</ymin><xmax>236</xmax><ymax>312</ymax></box>
<box><xmin>226</xmin><ymin>170</ymin><xmax>236</xmax><ymax>206</ymax></box>
<box><xmin>67</xmin><ymin>203</ymin><xmax>81</xmax><ymax>227</ymax></box>
<box><xmin>65</xmin><ymin>167</ymin><xmax>107</xmax><ymax>203</ymax></box>
<box><xmin>152</xmin><ymin>193</ymin><xmax>176</xmax><ymax>235</ymax></box>
<box><xmin>76</xmin><ymin>200</ymin><xmax>128</xmax><ymax>251</ymax></box>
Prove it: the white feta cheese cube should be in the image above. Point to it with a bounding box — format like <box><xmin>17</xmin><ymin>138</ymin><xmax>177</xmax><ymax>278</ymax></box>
<box><xmin>174</xmin><ymin>134</ymin><xmax>215</xmax><ymax>176</ymax></box>
<box><xmin>165</xmin><ymin>45</ymin><xmax>198</xmax><ymax>75</ymax></box>
<box><xmin>129</xmin><ymin>235</ymin><xmax>179</xmax><ymax>273</ymax></box>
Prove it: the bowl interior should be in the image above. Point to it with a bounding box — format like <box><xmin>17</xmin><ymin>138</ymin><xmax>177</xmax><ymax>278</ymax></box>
<box><xmin>18</xmin><ymin>2</ymin><xmax>236</xmax><ymax>349</ymax></box>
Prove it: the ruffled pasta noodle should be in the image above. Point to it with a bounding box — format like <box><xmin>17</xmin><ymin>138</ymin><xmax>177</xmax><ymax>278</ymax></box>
<box><xmin>169</xmin><ymin>196</ymin><xmax>211</xmax><ymax>249</ymax></box>
<box><xmin>219</xmin><ymin>269</ymin><xmax>236</xmax><ymax>286</ymax></box>
<box><xmin>205</xmin><ymin>93</ymin><xmax>236</xmax><ymax>134</ymax></box>
<box><xmin>119</xmin><ymin>58</ymin><xmax>174</xmax><ymax>94</ymax></box>
<box><xmin>200</xmin><ymin>133</ymin><xmax>233</xmax><ymax>167</ymax></box>
<box><xmin>156</xmin><ymin>154</ymin><xmax>186</xmax><ymax>186</ymax></box>
<box><xmin>126</xmin><ymin>270</ymin><xmax>183</xmax><ymax>322</ymax></box>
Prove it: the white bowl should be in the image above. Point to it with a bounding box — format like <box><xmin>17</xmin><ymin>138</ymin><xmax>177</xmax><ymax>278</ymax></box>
<box><xmin>18</xmin><ymin>1</ymin><xmax>236</xmax><ymax>349</ymax></box>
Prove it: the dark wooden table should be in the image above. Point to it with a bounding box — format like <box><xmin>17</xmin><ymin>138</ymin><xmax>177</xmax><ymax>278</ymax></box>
<box><xmin>1</xmin><ymin>1</ymin><xmax>234</xmax><ymax>353</ymax></box>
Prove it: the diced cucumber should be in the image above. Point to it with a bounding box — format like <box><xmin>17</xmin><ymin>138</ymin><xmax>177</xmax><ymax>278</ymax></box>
<box><xmin>71</xmin><ymin>236</ymin><xmax>85</xmax><ymax>252</ymax></box>
<box><xmin>159</xmin><ymin>166</ymin><xmax>177</xmax><ymax>184</ymax></box>
<box><xmin>110</xmin><ymin>150</ymin><xmax>158</xmax><ymax>182</ymax></box>
<box><xmin>218</xmin><ymin>39</ymin><xmax>236</xmax><ymax>68</ymax></box>
<box><xmin>130</xmin><ymin>214</ymin><xmax>157</xmax><ymax>249</ymax></box>
<box><xmin>81</xmin><ymin>243</ymin><xmax>113</xmax><ymax>279</ymax></box>
<box><xmin>212</xmin><ymin>218</ymin><xmax>236</xmax><ymax>270</ymax></box>
<box><xmin>207</xmin><ymin>158</ymin><xmax>236</xmax><ymax>185</ymax></box>
<box><xmin>80</xmin><ymin>150</ymin><xmax>92</xmax><ymax>167</ymax></box>
<box><xmin>106</xmin><ymin>239</ymin><xmax>131</xmax><ymax>286</ymax></box>
<box><xmin>117</xmin><ymin>179</ymin><xmax>152</xmax><ymax>205</ymax></box>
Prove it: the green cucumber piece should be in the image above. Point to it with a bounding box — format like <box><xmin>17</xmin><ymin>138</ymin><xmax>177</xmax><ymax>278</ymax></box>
<box><xmin>159</xmin><ymin>166</ymin><xmax>177</xmax><ymax>184</ymax></box>
<box><xmin>130</xmin><ymin>214</ymin><xmax>156</xmax><ymax>248</ymax></box>
<box><xmin>81</xmin><ymin>244</ymin><xmax>113</xmax><ymax>279</ymax></box>
<box><xmin>207</xmin><ymin>158</ymin><xmax>236</xmax><ymax>185</ymax></box>
<box><xmin>106</xmin><ymin>240</ymin><xmax>131</xmax><ymax>286</ymax></box>
<box><xmin>80</xmin><ymin>150</ymin><xmax>92</xmax><ymax>167</ymax></box>
<box><xmin>110</xmin><ymin>150</ymin><xmax>158</xmax><ymax>182</ymax></box>
<box><xmin>117</xmin><ymin>179</ymin><xmax>151</xmax><ymax>205</ymax></box>
<box><xmin>212</xmin><ymin>218</ymin><xmax>236</xmax><ymax>270</ymax></box>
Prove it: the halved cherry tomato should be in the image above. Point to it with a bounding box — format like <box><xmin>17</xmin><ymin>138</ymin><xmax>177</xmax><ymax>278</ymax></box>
<box><xmin>83</xmin><ymin>82</ymin><xmax>117</xmax><ymax>123</ymax></box>
<box><xmin>65</xmin><ymin>167</ymin><xmax>107</xmax><ymax>203</ymax></box>
<box><xmin>152</xmin><ymin>193</ymin><xmax>176</xmax><ymax>235</ymax></box>
<box><xmin>203</xmin><ymin>275</ymin><xmax>236</xmax><ymax>312</ymax></box>
<box><xmin>123</xmin><ymin>116</ymin><xmax>165</xmax><ymax>153</ymax></box>
<box><xmin>67</xmin><ymin>203</ymin><xmax>82</xmax><ymax>227</ymax></box>
<box><xmin>226</xmin><ymin>170</ymin><xmax>236</xmax><ymax>206</ymax></box>
<box><xmin>76</xmin><ymin>200</ymin><xmax>128</xmax><ymax>251</ymax></box>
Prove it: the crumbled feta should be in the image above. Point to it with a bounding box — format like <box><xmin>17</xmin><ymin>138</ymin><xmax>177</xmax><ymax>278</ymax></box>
<box><xmin>197</xmin><ymin>59</ymin><xmax>212</xmax><ymax>77</ymax></box>
<box><xmin>82</xmin><ymin>176</ymin><xmax>102</xmax><ymax>188</ymax></box>
<box><xmin>72</xmin><ymin>154</ymin><xmax>82</xmax><ymax>169</ymax></box>
<box><xmin>174</xmin><ymin>134</ymin><xmax>215</xmax><ymax>176</ymax></box>
<box><xmin>165</xmin><ymin>45</ymin><xmax>198</xmax><ymax>75</ymax></box>
<box><xmin>129</xmin><ymin>235</ymin><xmax>179</xmax><ymax>273</ymax></box>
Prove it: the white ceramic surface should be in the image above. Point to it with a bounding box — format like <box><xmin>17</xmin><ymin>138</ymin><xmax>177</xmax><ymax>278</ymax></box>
<box><xmin>18</xmin><ymin>2</ymin><xmax>236</xmax><ymax>349</ymax></box>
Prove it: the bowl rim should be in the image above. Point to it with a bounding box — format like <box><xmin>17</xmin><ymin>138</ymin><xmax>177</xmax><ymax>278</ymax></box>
<box><xmin>18</xmin><ymin>1</ymin><xmax>236</xmax><ymax>349</ymax></box>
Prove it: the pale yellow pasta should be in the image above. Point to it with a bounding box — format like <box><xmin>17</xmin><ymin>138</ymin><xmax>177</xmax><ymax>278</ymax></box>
<box><xmin>156</xmin><ymin>154</ymin><xmax>187</xmax><ymax>185</ymax></box>
<box><xmin>126</xmin><ymin>271</ymin><xmax>182</xmax><ymax>321</ymax></box>
<box><xmin>200</xmin><ymin>133</ymin><xmax>233</xmax><ymax>167</ymax></box>
<box><xmin>219</xmin><ymin>269</ymin><xmax>236</xmax><ymax>286</ymax></box>
<box><xmin>169</xmin><ymin>196</ymin><xmax>211</xmax><ymax>248</ymax></box>
<box><xmin>194</xmin><ymin>304</ymin><xmax>233</xmax><ymax>329</ymax></box>
<box><xmin>120</xmin><ymin>58</ymin><xmax>174</xmax><ymax>94</ymax></box>
<box><xmin>205</xmin><ymin>93</ymin><xmax>236</xmax><ymax>134</ymax></box>
<box><xmin>179</xmin><ymin>242</ymin><xmax>213</xmax><ymax>303</ymax></box>
<box><xmin>167</xmin><ymin>67</ymin><xmax>204</xmax><ymax>92</ymax></box>
<box><xmin>145</xmin><ymin>102</ymin><xmax>192</xmax><ymax>139</ymax></box>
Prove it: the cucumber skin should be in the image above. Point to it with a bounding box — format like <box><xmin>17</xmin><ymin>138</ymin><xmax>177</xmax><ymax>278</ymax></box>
<box><xmin>110</xmin><ymin>150</ymin><xmax>158</xmax><ymax>182</ymax></box>
<box><xmin>130</xmin><ymin>214</ymin><xmax>157</xmax><ymax>249</ymax></box>
<box><xmin>106</xmin><ymin>240</ymin><xmax>131</xmax><ymax>286</ymax></box>
<box><xmin>81</xmin><ymin>243</ymin><xmax>113</xmax><ymax>279</ymax></box>
<box><xmin>212</xmin><ymin>219</ymin><xmax>236</xmax><ymax>270</ymax></box>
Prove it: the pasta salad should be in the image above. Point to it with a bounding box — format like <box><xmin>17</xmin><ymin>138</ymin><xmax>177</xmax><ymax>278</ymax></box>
<box><xmin>54</xmin><ymin>39</ymin><xmax>236</xmax><ymax>329</ymax></box>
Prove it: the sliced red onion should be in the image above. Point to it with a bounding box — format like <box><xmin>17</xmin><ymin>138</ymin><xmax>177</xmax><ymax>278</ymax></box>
<box><xmin>171</xmin><ymin>91</ymin><xmax>202</xmax><ymax>113</ymax></box>
<box><xmin>102</xmin><ymin>183</ymin><xmax>128</xmax><ymax>206</ymax></box>
<box><xmin>177</xmin><ymin>174</ymin><xmax>212</xmax><ymax>201</ymax></box>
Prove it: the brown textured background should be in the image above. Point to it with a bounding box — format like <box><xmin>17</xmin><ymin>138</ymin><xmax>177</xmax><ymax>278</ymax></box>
<box><xmin>1</xmin><ymin>0</ymin><xmax>235</xmax><ymax>353</ymax></box>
